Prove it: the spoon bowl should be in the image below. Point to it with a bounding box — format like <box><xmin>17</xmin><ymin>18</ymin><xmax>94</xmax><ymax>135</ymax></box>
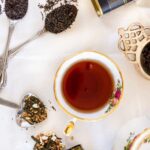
<box><xmin>16</xmin><ymin>93</ymin><xmax>36</xmax><ymax>128</ymax></box>
<box><xmin>0</xmin><ymin>93</ymin><xmax>47</xmax><ymax>128</ymax></box>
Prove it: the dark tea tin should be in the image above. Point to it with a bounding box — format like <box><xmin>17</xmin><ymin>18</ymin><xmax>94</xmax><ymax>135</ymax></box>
<box><xmin>91</xmin><ymin>0</ymin><xmax>133</xmax><ymax>16</ymax></box>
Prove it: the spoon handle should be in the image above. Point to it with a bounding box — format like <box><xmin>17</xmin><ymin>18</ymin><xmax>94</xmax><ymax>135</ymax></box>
<box><xmin>0</xmin><ymin>97</ymin><xmax>19</xmax><ymax>109</ymax></box>
<box><xmin>0</xmin><ymin>21</ymin><xmax>15</xmax><ymax>88</ymax></box>
<box><xmin>8</xmin><ymin>28</ymin><xmax>45</xmax><ymax>59</ymax></box>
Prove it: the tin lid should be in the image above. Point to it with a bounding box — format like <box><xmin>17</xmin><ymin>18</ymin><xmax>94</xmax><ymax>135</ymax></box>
<box><xmin>91</xmin><ymin>0</ymin><xmax>133</xmax><ymax>16</ymax></box>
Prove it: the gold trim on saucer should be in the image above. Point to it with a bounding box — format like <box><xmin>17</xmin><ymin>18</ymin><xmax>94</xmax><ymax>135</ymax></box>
<box><xmin>54</xmin><ymin>50</ymin><xmax>124</xmax><ymax>122</ymax></box>
<box><xmin>129</xmin><ymin>128</ymin><xmax>150</xmax><ymax>150</ymax></box>
<box><xmin>91</xmin><ymin>0</ymin><xmax>103</xmax><ymax>16</ymax></box>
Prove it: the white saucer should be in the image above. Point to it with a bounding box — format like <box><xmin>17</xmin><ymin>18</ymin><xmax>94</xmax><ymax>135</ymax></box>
<box><xmin>113</xmin><ymin>116</ymin><xmax>150</xmax><ymax>150</ymax></box>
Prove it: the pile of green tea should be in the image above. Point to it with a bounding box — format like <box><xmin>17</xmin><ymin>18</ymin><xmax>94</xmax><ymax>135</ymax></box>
<box><xmin>21</xmin><ymin>95</ymin><xmax>47</xmax><ymax>125</ymax></box>
<box><xmin>32</xmin><ymin>132</ymin><xmax>65</xmax><ymax>150</ymax></box>
<box><xmin>32</xmin><ymin>132</ymin><xmax>84</xmax><ymax>150</ymax></box>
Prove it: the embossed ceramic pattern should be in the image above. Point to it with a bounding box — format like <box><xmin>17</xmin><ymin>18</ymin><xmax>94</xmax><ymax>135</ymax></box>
<box><xmin>54</xmin><ymin>51</ymin><xmax>124</xmax><ymax>121</ymax></box>
<box><xmin>118</xmin><ymin>23</ymin><xmax>150</xmax><ymax>80</ymax></box>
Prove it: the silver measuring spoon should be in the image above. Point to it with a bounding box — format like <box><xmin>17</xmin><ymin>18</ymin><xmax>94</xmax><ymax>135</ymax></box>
<box><xmin>8</xmin><ymin>28</ymin><xmax>45</xmax><ymax>59</ymax></box>
<box><xmin>0</xmin><ymin>20</ymin><xmax>16</xmax><ymax>88</ymax></box>
<box><xmin>8</xmin><ymin>4</ymin><xmax>78</xmax><ymax>58</ymax></box>
<box><xmin>0</xmin><ymin>93</ymin><xmax>46</xmax><ymax>128</ymax></box>
<box><xmin>0</xmin><ymin>0</ymin><xmax>28</xmax><ymax>88</ymax></box>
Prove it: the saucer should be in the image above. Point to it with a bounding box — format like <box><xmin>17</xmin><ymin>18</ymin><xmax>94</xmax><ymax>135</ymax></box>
<box><xmin>113</xmin><ymin>116</ymin><xmax>150</xmax><ymax>150</ymax></box>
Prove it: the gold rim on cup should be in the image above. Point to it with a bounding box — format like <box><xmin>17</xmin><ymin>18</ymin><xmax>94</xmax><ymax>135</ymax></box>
<box><xmin>54</xmin><ymin>50</ymin><xmax>124</xmax><ymax>122</ymax></box>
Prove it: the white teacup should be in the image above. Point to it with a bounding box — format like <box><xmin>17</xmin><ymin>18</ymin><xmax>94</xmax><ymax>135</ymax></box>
<box><xmin>54</xmin><ymin>51</ymin><xmax>124</xmax><ymax>135</ymax></box>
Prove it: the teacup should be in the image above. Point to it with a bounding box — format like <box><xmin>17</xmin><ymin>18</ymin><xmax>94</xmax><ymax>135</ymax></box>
<box><xmin>118</xmin><ymin>23</ymin><xmax>150</xmax><ymax>80</ymax></box>
<box><xmin>54</xmin><ymin>51</ymin><xmax>124</xmax><ymax>136</ymax></box>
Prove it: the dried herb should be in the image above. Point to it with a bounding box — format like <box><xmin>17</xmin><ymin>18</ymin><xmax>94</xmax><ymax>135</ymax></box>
<box><xmin>5</xmin><ymin>0</ymin><xmax>28</xmax><ymax>20</ymax></box>
<box><xmin>45</xmin><ymin>4</ymin><xmax>78</xmax><ymax>33</ymax></box>
<box><xmin>49</xmin><ymin>100</ymin><xmax>57</xmax><ymax>111</ymax></box>
<box><xmin>32</xmin><ymin>132</ymin><xmax>65</xmax><ymax>150</ymax></box>
<box><xmin>68</xmin><ymin>145</ymin><xmax>84</xmax><ymax>150</ymax></box>
<box><xmin>21</xmin><ymin>95</ymin><xmax>47</xmax><ymax>125</ymax></box>
<box><xmin>141</xmin><ymin>42</ymin><xmax>150</xmax><ymax>76</ymax></box>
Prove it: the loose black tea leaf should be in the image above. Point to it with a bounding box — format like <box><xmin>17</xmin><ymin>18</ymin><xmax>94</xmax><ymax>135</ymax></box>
<box><xmin>5</xmin><ymin>0</ymin><xmax>28</xmax><ymax>20</ymax></box>
<box><xmin>0</xmin><ymin>0</ymin><xmax>3</xmax><ymax>15</ymax></box>
<box><xmin>0</xmin><ymin>5</ymin><xmax>1</xmax><ymax>15</ymax></box>
<box><xmin>68</xmin><ymin>145</ymin><xmax>84</xmax><ymax>150</ymax></box>
<box><xmin>38</xmin><ymin>0</ymin><xmax>77</xmax><ymax>14</ymax></box>
<box><xmin>21</xmin><ymin>95</ymin><xmax>47</xmax><ymax>125</ymax></box>
<box><xmin>141</xmin><ymin>42</ymin><xmax>150</xmax><ymax>76</ymax></box>
<box><xmin>32</xmin><ymin>132</ymin><xmax>64</xmax><ymax>150</ymax></box>
<box><xmin>45</xmin><ymin>4</ymin><xmax>78</xmax><ymax>33</ymax></box>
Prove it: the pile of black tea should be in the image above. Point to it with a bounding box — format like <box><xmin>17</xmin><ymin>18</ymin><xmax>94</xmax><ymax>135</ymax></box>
<box><xmin>0</xmin><ymin>0</ymin><xmax>3</xmax><ymax>15</ymax></box>
<box><xmin>0</xmin><ymin>5</ymin><xmax>1</xmax><ymax>15</ymax></box>
<box><xmin>45</xmin><ymin>4</ymin><xmax>78</xmax><ymax>33</ymax></box>
<box><xmin>38</xmin><ymin>0</ymin><xmax>77</xmax><ymax>14</ymax></box>
<box><xmin>141</xmin><ymin>42</ymin><xmax>150</xmax><ymax>76</ymax></box>
<box><xmin>21</xmin><ymin>95</ymin><xmax>47</xmax><ymax>125</ymax></box>
<box><xmin>32</xmin><ymin>132</ymin><xmax>64</xmax><ymax>150</ymax></box>
<box><xmin>5</xmin><ymin>0</ymin><xmax>28</xmax><ymax>20</ymax></box>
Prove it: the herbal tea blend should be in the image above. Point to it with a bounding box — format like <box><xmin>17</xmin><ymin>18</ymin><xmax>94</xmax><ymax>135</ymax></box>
<box><xmin>141</xmin><ymin>42</ymin><xmax>150</xmax><ymax>76</ymax></box>
<box><xmin>21</xmin><ymin>95</ymin><xmax>47</xmax><ymax>125</ymax></box>
<box><xmin>5</xmin><ymin>0</ymin><xmax>28</xmax><ymax>20</ymax></box>
<box><xmin>45</xmin><ymin>4</ymin><xmax>78</xmax><ymax>33</ymax></box>
<box><xmin>32</xmin><ymin>132</ymin><xmax>65</xmax><ymax>150</ymax></box>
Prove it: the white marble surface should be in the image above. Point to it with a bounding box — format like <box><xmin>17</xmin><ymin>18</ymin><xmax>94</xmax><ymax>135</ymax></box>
<box><xmin>0</xmin><ymin>0</ymin><xmax>150</xmax><ymax>149</ymax></box>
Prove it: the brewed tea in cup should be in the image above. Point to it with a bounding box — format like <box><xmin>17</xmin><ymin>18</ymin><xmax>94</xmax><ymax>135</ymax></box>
<box><xmin>54</xmin><ymin>51</ymin><xmax>124</xmax><ymax>135</ymax></box>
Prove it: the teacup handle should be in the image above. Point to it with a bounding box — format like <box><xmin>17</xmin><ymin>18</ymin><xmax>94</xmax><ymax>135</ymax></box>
<box><xmin>64</xmin><ymin>118</ymin><xmax>77</xmax><ymax>136</ymax></box>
